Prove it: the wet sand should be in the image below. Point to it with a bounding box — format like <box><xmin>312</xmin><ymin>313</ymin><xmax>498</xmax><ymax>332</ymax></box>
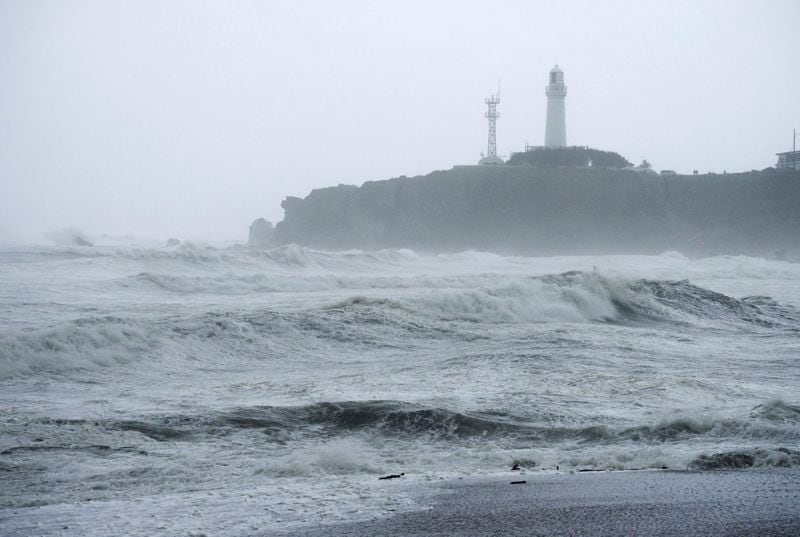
<box><xmin>278</xmin><ymin>469</ymin><xmax>800</xmax><ymax>536</ymax></box>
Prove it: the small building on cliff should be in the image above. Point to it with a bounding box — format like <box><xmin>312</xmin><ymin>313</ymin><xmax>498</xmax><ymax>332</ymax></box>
<box><xmin>776</xmin><ymin>129</ymin><xmax>800</xmax><ymax>170</ymax></box>
<box><xmin>776</xmin><ymin>150</ymin><xmax>800</xmax><ymax>170</ymax></box>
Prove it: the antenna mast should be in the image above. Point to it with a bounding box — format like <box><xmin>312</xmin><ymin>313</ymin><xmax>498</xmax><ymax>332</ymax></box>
<box><xmin>485</xmin><ymin>95</ymin><xmax>500</xmax><ymax>159</ymax></box>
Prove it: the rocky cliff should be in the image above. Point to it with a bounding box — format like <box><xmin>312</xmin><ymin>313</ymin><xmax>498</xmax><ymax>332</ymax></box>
<box><xmin>274</xmin><ymin>164</ymin><xmax>800</xmax><ymax>256</ymax></box>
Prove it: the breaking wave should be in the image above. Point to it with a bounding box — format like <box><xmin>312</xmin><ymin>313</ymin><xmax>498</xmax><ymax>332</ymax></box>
<box><xmin>690</xmin><ymin>448</ymin><xmax>800</xmax><ymax>470</ymax></box>
<box><xmin>117</xmin><ymin>269</ymin><xmax>800</xmax><ymax>331</ymax></box>
<box><xmin>7</xmin><ymin>400</ymin><xmax>799</xmax><ymax>457</ymax></box>
<box><xmin>329</xmin><ymin>272</ymin><xmax>800</xmax><ymax>328</ymax></box>
<box><xmin>3</xmin><ymin>273</ymin><xmax>799</xmax><ymax>379</ymax></box>
<box><xmin>0</xmin><ymin>243</ymin><xmax>424</xmax><ymax>271</ymax></box>
<box><xmin>0</xmin><ymin>317</ymin><xmax>155</xmax><ymax>379</ymax></box>
<box><xmin>7</xmin><ymin>243</ymin><xmax>798</xmax><ymax>277</ymax></box>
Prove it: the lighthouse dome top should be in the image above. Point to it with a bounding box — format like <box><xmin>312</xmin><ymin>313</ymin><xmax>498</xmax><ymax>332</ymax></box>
<box><xmin>550</xmin><ymin>64</ymin><xmax>563</xmax><ymax>73</ymax></box>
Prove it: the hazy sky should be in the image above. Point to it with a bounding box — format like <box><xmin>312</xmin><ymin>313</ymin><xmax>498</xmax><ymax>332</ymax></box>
<box><xmin>1</xmin><ymin>0</ymin><xmax>798</xmax><ymax>243</ymax></box>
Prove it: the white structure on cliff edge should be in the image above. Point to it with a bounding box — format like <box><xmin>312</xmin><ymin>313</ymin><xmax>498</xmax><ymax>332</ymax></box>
<box><xmin>776</xmin><ymin>128</ymin><xmax>800</xmax><ymax>170</ymax></box>
<box><xmin>545</xmin><ymin>65</ymin><xmax>567</xmax><ymax>147</ymax></box>
<box><xmin>479</xmin><ymin>95</ymin><xmax>504</xmax><ymax>165</ymax></box>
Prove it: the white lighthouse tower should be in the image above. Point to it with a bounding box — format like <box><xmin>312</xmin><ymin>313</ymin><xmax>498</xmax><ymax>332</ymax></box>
<box><xmin>544</xmin><ymin>65</ymin><xmax>567</xmax><ymax>147</ymax></box>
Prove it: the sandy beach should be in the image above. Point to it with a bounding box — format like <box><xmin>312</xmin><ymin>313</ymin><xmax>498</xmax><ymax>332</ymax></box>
<box><xmin>279</xmin><ymin>469</ymin><xmax>800</xmax><ymax>537</ymax></box>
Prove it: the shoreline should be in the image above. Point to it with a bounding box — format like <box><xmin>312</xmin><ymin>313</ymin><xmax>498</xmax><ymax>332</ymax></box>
<box><xmin>276</xmin><ymin>469</ymin><xmax>800</xmax><ymax>536</ymax></box>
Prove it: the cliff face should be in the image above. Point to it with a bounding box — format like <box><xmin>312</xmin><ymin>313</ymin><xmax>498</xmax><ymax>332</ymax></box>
<box><xmin>274</xmin><ymin>166</ymin><xmax>800</xmax><ymax>256</ymax></box>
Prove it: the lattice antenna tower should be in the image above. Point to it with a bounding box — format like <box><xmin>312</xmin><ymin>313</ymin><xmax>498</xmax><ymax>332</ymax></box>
<box><xmin>485</xmin><ymin>95</ymin><xmax>500</xmax><ymax>158</ymax></box>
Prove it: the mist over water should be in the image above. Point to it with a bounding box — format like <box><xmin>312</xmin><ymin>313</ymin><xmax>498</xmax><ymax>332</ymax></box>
<box><xmin>1</xmin><ymin>241</ymin><xmax>799</xmax><ymax>534</ymax></box>
<box><xmin>2</xmin><ymin>2</ymin><xmax>799</xmax><ymax>243</ymax></box>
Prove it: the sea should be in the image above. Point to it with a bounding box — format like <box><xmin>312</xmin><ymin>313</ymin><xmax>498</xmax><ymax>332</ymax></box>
<box><xmin>1</xmin><ymin>242</ymin><xmax>799</xmax><ymax>536</ymax></box>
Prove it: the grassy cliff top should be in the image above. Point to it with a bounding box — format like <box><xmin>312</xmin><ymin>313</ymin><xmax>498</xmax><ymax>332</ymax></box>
<box><xmin>507</xmin><ymin>146</ymin><xmax>631</xmax><ymax>168</ymax></box>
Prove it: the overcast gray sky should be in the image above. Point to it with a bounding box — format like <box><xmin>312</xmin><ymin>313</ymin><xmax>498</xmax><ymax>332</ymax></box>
<box><xmin>1</xmin><ymin>0</ymin><xmax>798</xmax><ymax>243</ymax></box>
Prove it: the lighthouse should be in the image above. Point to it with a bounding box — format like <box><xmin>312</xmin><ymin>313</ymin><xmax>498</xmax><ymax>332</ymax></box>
<box><xmin>544</xmin><ymin>65</ymin><xmax>567</xmax><ymax>147</ymax></box>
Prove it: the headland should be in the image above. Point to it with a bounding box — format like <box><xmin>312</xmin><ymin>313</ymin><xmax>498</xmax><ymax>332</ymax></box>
<box><xmin>273</xmin><ymin>148</ymin><xmax>800</xmax><ymax>257</ymax></box>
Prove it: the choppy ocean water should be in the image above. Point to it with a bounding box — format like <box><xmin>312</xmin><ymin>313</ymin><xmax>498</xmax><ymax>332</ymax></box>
<box><xmin>1</xmin><ymin>243</ymin><xmax>799</xmax><ymax>535</ymax></box>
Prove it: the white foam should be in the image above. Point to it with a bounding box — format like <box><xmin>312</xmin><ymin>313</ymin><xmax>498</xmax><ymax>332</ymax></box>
<box><xmin>3</xmin><ymin>246</ymin><xmax>800</xmax><ymax>534</ymax></box>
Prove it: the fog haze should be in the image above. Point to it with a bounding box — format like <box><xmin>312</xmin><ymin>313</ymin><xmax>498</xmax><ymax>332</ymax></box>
<box><xmin>1</xmin><ymin>0</ymin><xmax>798</xmax><ymax>243</ymax></box>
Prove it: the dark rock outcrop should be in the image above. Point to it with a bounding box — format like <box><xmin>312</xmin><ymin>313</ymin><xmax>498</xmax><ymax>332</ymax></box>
<box><xmin>273</xmin><ymin>165</ymin><xmax>800</xmax><ymax>256</ymax></box>
<box><xmin>248</xmin><ymin>218</ymin><xmax>274</xmax><ymax>248</ymax></box>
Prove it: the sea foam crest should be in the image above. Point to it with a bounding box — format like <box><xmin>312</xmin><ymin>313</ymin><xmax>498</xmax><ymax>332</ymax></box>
<box><xmin>1</xmin><ymin>243</ymin><xmax>425</xmax><ymax>271</ymax></box>
<box><xmin>415</xmin><ymin>273</ymin><xmax>620</xmax><ymax>323</ymax></box>
<box><xmin>0</xmin><ymin>317</ymin><xmax>152</xmax><ymax>379</ymax></box>
<box><xmin>36</xmin><ymin>398</ymin><xmax>800</xmax><ymax>449</ymax></box>
<box><xmin>330</xmin><ymin>271</ymin><xmax>800</xmax><ymax>328</ymax></box>
<box><xmin>3</xmin><ymin>273</ymin><xmax>797</xmax><ymax>380</ymax></box>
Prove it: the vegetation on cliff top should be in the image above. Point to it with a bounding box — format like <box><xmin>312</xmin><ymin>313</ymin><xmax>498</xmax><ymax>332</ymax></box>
<box><xmin>507</xmin><ymin>146</ymin><xmax>631</xmax><ymax>168</ymax></box>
